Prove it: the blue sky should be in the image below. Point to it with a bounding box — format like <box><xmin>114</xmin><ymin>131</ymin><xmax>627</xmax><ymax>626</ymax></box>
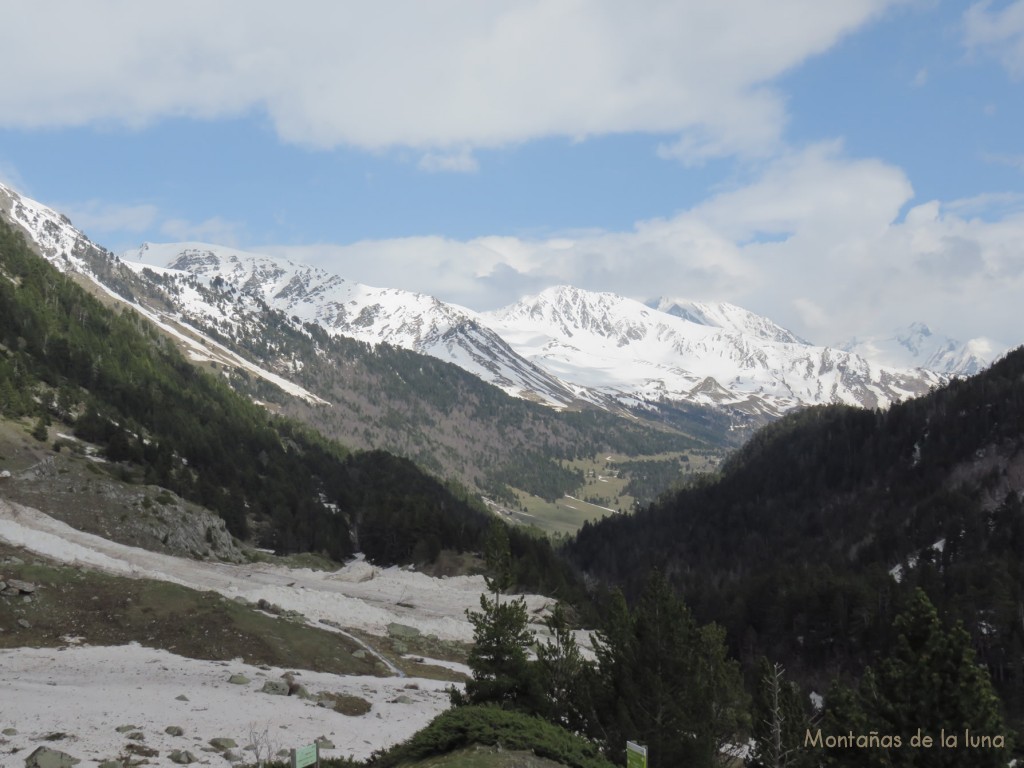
<box><xmin>1</xmin><ymin>1</ymin><xmax>1022</xmax><ymax>349</ymax></box>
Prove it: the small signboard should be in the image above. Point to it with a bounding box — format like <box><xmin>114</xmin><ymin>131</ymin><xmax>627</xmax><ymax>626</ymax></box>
<box><xmin>291</xmin><ymin>743</ymin><xmax>318</xmax><ymax>768</ymax></box>
<box><xmin>626</xmin><ymin>740</ymin><xmax>647</xmax><ymax>768</ymax></box>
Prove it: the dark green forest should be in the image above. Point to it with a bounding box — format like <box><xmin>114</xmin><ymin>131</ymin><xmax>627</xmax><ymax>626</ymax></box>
<box><xmin>0</xmin><ymin>217</ymin><xmax>580</xmax><ymax>598</ymax></box>
<box><xmin>569</xmin><ymin>344</ymin><xmax>1024</xmax><ymax>728</ymax></box>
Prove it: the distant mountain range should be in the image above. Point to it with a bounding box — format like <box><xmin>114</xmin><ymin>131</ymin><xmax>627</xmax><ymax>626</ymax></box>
<box><xmin>1</xmin><ymin>182</ymin><xmax>1007</xmax><ymax>426</ymax></box>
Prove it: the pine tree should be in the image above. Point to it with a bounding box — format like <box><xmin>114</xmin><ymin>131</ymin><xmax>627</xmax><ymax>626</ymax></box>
<box><xmin>536</xmin><ymin>603</ymin><xmax>593</xmax><ymax>733</ymax></box>
<box><xmin>748</xmin><ymin>659</ymin><xmax>814</xmax><ymax>768</ymax></box>
<box><xmin>822</xmin><ymin>589</ymin><xmax>1011</xmax><ymax>767</ymax></box>
<box><xmin>454</xmin><ymin>521</ymin><xmax>541</xmax><ymax>712</ymax></box>
<box><xmin>591</xmin><ymin>572</ymin><xmax>748</xmax><ymax>767</ymax></box>
<box><xmin>31</xmin><ymin>413</ymin><xmax>49</xmax><ymax>442</ymax></box>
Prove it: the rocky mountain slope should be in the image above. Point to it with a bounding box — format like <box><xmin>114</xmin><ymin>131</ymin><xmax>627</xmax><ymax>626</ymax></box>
<box><xmin>125</xmin><ymin>242</ymin><xmax>583</xmax><ymax>408</ymax></box>
<box><xmin>4</xmin><ymin>182</ymin><xmax>990</xmax><ymax>429</ymax></box>
<box><xmin>0</xmin><ymin>183</ymin><xmax>722</xmax><ymax>511</ymax></box>
<box><xmin>130</xmin><ymin>242</ymin><xmax>956</xmax><ymax>419</ymax></box>
<box><xmin>483</xmin><ymin>285</ymin><xmax>947</xmax><ymax>417</ymax></box>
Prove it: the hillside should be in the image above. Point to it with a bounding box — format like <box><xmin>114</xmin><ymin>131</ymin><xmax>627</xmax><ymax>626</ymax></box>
<box><xmin>569</xmin><ymin>345</ymin><xmax>1024</xmax><ymax>716</ymax></box>
<box><xmin>0</xmin><ymin>214</ymin><xmax>584</xmax><ymax>598</ymax></box>
<box><xmin>0</xmin><ymin>183</ymin><xmax>728</xmax><ymax>523</ymax></box>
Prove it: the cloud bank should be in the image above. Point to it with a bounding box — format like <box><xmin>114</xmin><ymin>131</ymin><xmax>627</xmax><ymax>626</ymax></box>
<box><xmin>0</xmin><ymin>1</ymin><xmax>894</xmax><ymax>158</ymax></box>
<box><xmin>268</xmin><ymin>144</ymin><xmax>1021</xmax><ymax>348</ymax></box>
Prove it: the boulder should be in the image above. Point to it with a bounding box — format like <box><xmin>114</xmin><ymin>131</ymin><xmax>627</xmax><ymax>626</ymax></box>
<box><xmin>16</xmin><ymin>619</ymin><xmax>30</xmax><ymax>629</ymax></box>
<box><xmin>164</xmin><ymin>726</ymin><xmax>184</xmax><ymax>737</ymax></box>
<box><xmin>24</xmin><ymin>746</ymin><xmax>80</xmax><ymax>768</ymax></box>
<box><xmin>125</xmin><ymin>744</ymin><xmax>158</xmax><ymax>758</ymax></box>
<box><xmin>260</xmin><ymin>680</ymin><xmax>289</xmax><ymax>696</ymax></box>
<box><xmin>352</xmin><ymin>650</ymin><xmax>367</xmax><ymax>660</ymax></box>
<box><xmin>315</xmin><ymin>738</ymin><xmax>335</xmax><ymax>750</ymax></box>
<box><xmin>168</xmin><ymin>750</ymin><xmax>197</xmax><ymax>765</ymax></box>
<box><xmin>392</xmin><ymin>694</ymin><xmax>414</xmax><ymax>704</ymax></box>
<box><xmin>227</xmin><ymin>674</ymin><xmax>250</xmax><ymax>685</ymax></box>
<box><xmin>7</xmin><ymin>579</ymin><xmax>36</xmax><ymax>593</ymax></box>
<box><xmin>209</xmin><ymin>738</ymin><xmax>237</xmax><ymax>751</ymax></box>
<box><xmin>386</xmin><ymin>622</ymin><xmax>420</xmax><ymax>639</ymax></box>
<box><xmin>174</xmin><ymin>694</ymin><xmax>189</xmax><ymax>702</ymax></box>
<box><xmin>3</xmin><ymin>728</ymin><xmax>18</xmax><ymax>735</ymax></box>
<box><xmin>114</xmin><ymin>725</ymin><xmax>138</xmax><ymax>734</ymax></box>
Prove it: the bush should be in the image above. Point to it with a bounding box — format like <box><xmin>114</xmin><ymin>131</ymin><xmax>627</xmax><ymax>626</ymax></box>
<box><xmin>368</xmin><ymin>705</ymin><xmax>615</xmax><ymax>768</ymax></box>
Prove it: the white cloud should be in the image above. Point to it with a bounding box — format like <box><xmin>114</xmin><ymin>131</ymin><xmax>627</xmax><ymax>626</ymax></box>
<box><xmin>0</xmin><ymin>163</ymin><xmax>28</xmax><ymax>193</ymax></box>
<box><xmin>57</xmin><ymin>200</ymin><xmax>159</xmax><ymax>235</ymax></box>
<box><xmin>270</xmin><ymin>144</ymin><xmax>1022</xmax><ymax>348</ymax></box>
<box><xmin>982</xmin><ymin>152</ymin><xmax>1024</xmax><ymax>172</ymax></box>
<box><xmin>417</xmin><ymin>148</ymin><xmax>479</xmax><ymax>173</ymax></box>
<box><xmin>964</xmin><ymin>0</ymin><xmax>1024</xmax><ymax>77</ymax></box>
<box><xmin>0</xmin><ymin>1</ymin><xmax>897</xmax><ymax>157</ymax></box>
<box><xmin>911</xmin><ymin>67</ymin><xmax>929</xmax><ymax>86</ymax></box>
<box><xmin>160</xmin><ymin>216</ymin><xmax>243</xmax><ymax>246</ymax></box>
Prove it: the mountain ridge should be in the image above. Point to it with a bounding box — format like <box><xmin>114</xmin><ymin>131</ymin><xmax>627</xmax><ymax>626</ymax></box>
<box><xmin>1</xmin><ymin>181</ymin><xmax>1003</xmax><ymax>424</ymax></box>
<box><xmin>481</xmin><ymin>284</ymin><xmax>948</xmax><ymax>417</ymax></box>
<box><xmin>128</xmin><ymin>242</ymin><xmax>958</xmax><ymax>420</ymax></box>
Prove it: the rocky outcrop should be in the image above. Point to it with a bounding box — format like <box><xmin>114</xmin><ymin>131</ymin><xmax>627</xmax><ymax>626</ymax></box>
<box><xmin>1</xmin><ymin>578</ymin><xmax>37</xmax><ymax>599</ymax></box>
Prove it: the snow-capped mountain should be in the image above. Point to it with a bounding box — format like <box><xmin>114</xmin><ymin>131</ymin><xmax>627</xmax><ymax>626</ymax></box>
<box><xmin>1</xmin><ymin>182</ymin><xmax>99</xmax><ymax>270</ymax></box>
<box><xmin>0</xmin><ymin>181</ymin><xmax>965</xmax><ymax>422</ymax></box>
<box><xmin>0</xmin><ymin>183</ymin><xmax>327</xmax><ymax>405</ymax></box>
<box><xmin>647</xmin><ymin>297</ymin><xmax>809</xmax><ymax>345</ymax></box>
<box><xmin>481</xmin><ymin>286</ymin><xmax>946</xmax><ymax>416</ymax></box>
<box><xmin>123</xmin><ymin>242</ymin><xmax>582</xmax><ymax>407</ymax></box>
<box><xmin>840</xmin><ymin>322</ymin><xmax>1002</xmax><ymax>377</ymax></box>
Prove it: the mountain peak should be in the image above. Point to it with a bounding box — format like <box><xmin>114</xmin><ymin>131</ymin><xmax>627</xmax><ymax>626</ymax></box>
<box><xmin>841</xmin><ymin>323</ymin><xmax>1004</xmax><ymax>377</ymax></box>
<box><xmin>646</xmin><ymin>296</ymin><xmax>809</xmax><ymax>345</ymax></box>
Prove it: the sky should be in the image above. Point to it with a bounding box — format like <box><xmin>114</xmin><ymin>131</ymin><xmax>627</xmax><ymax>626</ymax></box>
<box><xmin>0</xmin><ymin>0</ymin><xmax>1022</xmax><ymax>349</ymax></box>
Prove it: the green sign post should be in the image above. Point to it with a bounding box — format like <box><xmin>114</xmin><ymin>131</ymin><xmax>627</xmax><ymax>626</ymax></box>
<box><xmin>626</xmin><ymin>740</ymin><xmax>647</xmax><ymax>768</ymax></box>
<box><xmin>291</xmin><ymin>743</ymin><xmax>319</xmax><ymax>768</ymax></box>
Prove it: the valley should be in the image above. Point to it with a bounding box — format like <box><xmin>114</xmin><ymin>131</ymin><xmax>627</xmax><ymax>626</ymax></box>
<box><xmin>1</xmin><ymin>181</ymin><xmax>1022</xmax><ymax>767</ymax></box>
<box><xmin>495</xmin><ymin>450</ymin><xmax>721</xmax><ymax>535</ymax></box>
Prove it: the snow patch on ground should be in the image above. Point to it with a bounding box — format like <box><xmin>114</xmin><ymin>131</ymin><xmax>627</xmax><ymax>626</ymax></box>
<box><xmin>0</xmin><ymin>643</ymin><xmax>451</xmax><ymax>764</ymax></box>
<box><xmin>0</xmin><ymin>499</ymin><xmax>552</xmax><ymax>642</ymax></box>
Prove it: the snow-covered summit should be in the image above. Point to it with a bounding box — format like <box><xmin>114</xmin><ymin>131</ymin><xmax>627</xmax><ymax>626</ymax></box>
<box><xmin>0</xmin><ymin>182</ymin><xmax>974</xmax><ymax>421</ymax></box>
<box><xmin>0</xmin><ymin>182</ymin><xmax>97</xmax><ymax>272</ymax></box>
<box><xmin>648</xmin><ymin>296</ymin><xmax>809</xmax><ymax>345</ymax></box>
<box><xmin>124</xmin><ymin>243</ymin><xmax>582</xmax><ymax>407</ymax></box>
<box><xmin>840</xmin><ymin>322</ymin><xmax>1003</xmax><ymax>377</ymax></box>
<box><xmin>482</xmin><ymin>285</ymin><xmax>946</xmax><ymax>416</ymax></box>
